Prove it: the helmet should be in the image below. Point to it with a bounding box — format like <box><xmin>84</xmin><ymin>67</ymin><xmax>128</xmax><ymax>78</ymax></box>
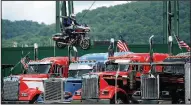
<box><xmin>70</xmin><ymin>14</ymin><xmax>76</xmax><ymax>20</ymax></box>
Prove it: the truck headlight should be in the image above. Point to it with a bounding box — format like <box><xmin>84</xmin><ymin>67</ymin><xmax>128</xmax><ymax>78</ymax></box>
<box><xmin>101</xmin><ymin>90</ymin><xmax>109</xmax><ymax>95</ymax></box>
<box><xmin>21</xmin><ymin>93</ymin><xmax>28</xmax><ymax>97</ymax></box>
<box><xmin>64</xmin><ymin>91</ymin><xmax>72</xmax><ymax>98</ymax></box>
<box><xmin>75</xmin><ymin>91</ymin><xmax>81</xmax><ymax>96</ymax></box>
<box><xmin>162</xmin><ymin>91</ymin><xmax>169</xmax><ymax>95</ymax></box>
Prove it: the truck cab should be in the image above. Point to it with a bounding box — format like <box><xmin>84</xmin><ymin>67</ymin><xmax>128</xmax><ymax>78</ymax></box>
<box><xmin>72</xmin><ymin>53</ymin><xmax>169</xmax><ymax>104</ymax></box>
<box><xmin>2</xmin><ymin>57</ymin><xmax>70</xmax><ymax>104</ymax></box>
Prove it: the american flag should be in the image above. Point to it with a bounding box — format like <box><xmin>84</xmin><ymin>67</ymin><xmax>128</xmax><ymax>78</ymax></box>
<box><xmin>21</xmin><ymin>57</ymin><xmax>28</xmax><ymax>70</ymax></box>
<box><xmin>117</xmin><ymin>39</ymin><xmax>129</xmax><ymax>52</ymax></box>
<box><xmin>175</xmin><ymin>35</ymin><xmax>190</xmax><ymax>52</ymax></box>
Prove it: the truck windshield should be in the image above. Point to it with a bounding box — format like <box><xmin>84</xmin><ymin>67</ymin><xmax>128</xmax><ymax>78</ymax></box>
<box><xmin>27</xmin><ymin>64</ymin><xmax>51</xmax><ymax>74</ymax></box>
<box><xmin>119</xmin><ymin>64</ymin><xmax>129</xmax><ymax>71</ymax></box>
<box><xmin>106</xmin><ymin>64</ymin><xmax>118</xmax><ymax>71</ymax></box>
<box><xmin>68</xmin><ymin>69</ymin><xmax>92</xmax><ymax>78</ymax></box>
<box><xmin>106</xmin><ymin>64</ymin><xmax>129</xmax><ymax>71</ymax></box>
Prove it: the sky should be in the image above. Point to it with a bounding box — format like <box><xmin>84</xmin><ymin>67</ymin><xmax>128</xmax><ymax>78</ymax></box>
<box><xmin>2</xmin><ymin>1</ymin><xmax>131</xmax><ymax>25</ymax></box>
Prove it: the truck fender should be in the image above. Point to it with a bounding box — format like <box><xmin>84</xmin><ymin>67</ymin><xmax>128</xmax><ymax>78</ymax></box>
<box><xmin>100</xmin><ymin>86</ymin><xmax>128</xmax><ymax>99</ymax></box>
<box><xmin>72</xmin><ymin>89</ymin><xmax>82</xmax><ymax>100</ymax></box>
<box><xmin>19</xmin><ymin>88</ymin><xmax>42</xmax><ymax>101</ymax></box>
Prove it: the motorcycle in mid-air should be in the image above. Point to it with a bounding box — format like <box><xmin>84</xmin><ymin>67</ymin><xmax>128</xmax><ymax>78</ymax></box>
<box><xmin>52</xmin><ymin>17</ymin><xmax>91</xmax><ymax>50</ymax></box>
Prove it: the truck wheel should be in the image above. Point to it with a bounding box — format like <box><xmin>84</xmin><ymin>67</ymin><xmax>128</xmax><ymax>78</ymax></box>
<box><xmin>29</xmin><ymin>95</ymin><xmax>39</xmax><ymax>104</ymax></box>
<box><xmin>110</xmin><ymin>97</ymin><xmax>125</xmax><ymax>104</ymax></box>
<box><xmin>110</xmin><ymin>94</ymin><xmax>128</xmax><ymax>104</ymax></box>
<box><xmin>177</xmin><ymin>99</ymin><xmax>184</xmax><ymax>104</ymax></box>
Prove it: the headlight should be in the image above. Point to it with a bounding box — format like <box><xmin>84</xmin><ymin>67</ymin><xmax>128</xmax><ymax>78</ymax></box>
<box><xmin>101</xmin><ymin>90</ymin><xmax>109</xmax><ymax>95</ymax></box>
<box><xmin>64</xmin><ymin>92</ymin><xmax>72</xmax><ymax>98</ymax></box>
<box><xmin>75</xmin><ymin>91</ymin><xmax>81</xmax><ymax>96</ymax></box>
<box><xmin>21</xmin><ymin>93</ymin><xmax>28</xmax><ymax>97</ymax></box>
<box><xmin>162</xmin><ymin>91</ymin><xmax>169</xmax><ymax>95</ymax></box>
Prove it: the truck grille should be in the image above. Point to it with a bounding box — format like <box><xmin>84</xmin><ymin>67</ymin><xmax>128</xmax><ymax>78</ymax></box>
<box><xmin>141</xmin><ymin>74</ymin><xmax>159</xmax><ymax>99</ymax></box>
<box><xmin>3</xmin><ymin>80</ymin><xmax>19</xmax><ymax>100</ymax></box>
<box><xmin>44</xmin><ymin>78</ymin><xmax>64</xmax><ymax>102</ymax></box>
<box><xmin>82</xmin><ymin>74</ymin><xmax>99</xmax><ymax>99</ymax></box>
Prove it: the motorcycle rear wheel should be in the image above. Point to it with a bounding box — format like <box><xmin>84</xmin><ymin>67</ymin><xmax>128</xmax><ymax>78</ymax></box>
<box><xmin>56</xmin><ymin>41</ymin><xmax>67</xmax><ymax>49</ymax></box>
<box><xmin>79</xmin><ymin>38</ymin><xmax>90</xmax><ymax>50</ymax></box>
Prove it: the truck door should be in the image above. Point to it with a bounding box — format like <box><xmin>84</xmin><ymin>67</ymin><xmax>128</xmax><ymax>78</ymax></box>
<box><xmin>51</xmin><ymin>64</ymin><xmax>59</xmax><ymax>77</ymax></box>
<box><xmin>55</xmin><ymin>65</ymin><xmax>65</xmax><ymax>78</ymax></box>
<box><xmin>50</xmin><ymin>64</ymin><xmax>63</xmax><ymax>78</ymax></box>
<box><xmin>59</xmin><ymin>65</ymin><xmax>66</xmax><ymax>78</ymax></box>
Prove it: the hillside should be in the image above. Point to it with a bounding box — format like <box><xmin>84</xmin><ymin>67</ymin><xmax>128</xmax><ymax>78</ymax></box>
<box><xmin>2</xmin><ymin>20</ymin><xmax>56</xmax><ymax>47</ymax></box>
<box><xmin>2</xmin><ymin>1</ymin><xmax>190</xmax><ymax>47</ymax></box>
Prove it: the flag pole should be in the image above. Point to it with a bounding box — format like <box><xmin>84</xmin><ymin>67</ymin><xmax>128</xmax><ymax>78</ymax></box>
<box><xmin>115</xmin><ymin>65</ymin><xmax>120</xmax><ymax>104</ymax></box>
<box><xmin>116</xmin><ymin>44</ymin><xmax>118</xmax><ymax>52</ymax></box>
<box><xmin>116</xmin><ymin>39</ymin><xmax>118</xmax><ymax>52</ymax></box>
<box><xmin>21</xmin><ymin>44</ymin><xmax>24</xmax><ymax>70</ymax></box>
<box><xmin>172</xmin><ymin>31</ymin><xmax>183</xmax><ymax>53</ymax></box>
<box><xmin>12</xmin><ymin>52</ymin><xmax>31</xmax><ymax>75</ymax></box>
<box><xmin>21</xmin><ymin>44</ymin><xmax>24</xmax><ymax>73</ymax></box>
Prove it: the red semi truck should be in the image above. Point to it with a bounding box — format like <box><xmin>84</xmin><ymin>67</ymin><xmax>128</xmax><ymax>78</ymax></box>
<box><xmin>2</xmin><ymin>57</ymin><xmax>71</xmax><ymax>104</ymax></box>
<box><xmin>72</xmin><ymin>53</ymin><xmax>169</xmax><ymax>104</ymax></box>
<box><xmin>139</xmin><ymin>53</ymin><xmax>190</xmax><ymax>104</ymax></box>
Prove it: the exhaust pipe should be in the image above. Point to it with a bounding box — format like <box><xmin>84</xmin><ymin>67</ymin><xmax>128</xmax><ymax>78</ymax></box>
<box><xmin>108</xmin><ymin>38</ymin><xmax>115</xmax><ymax>57</ymax></box>
<box><xmin>58</xmin><ymin>42</ymin><xmax>68</xmax><ymax>45</ymax></box>
<box><xmin>149</xmin><ymin>35</ymin><xmax>154</xmax><ymax>64</ymax></box>
<box><xmin>149</xmin><ymin>35</ymin><xmax>154</xmax><ymax>75</ymax></box>
<box><xmin>34</xmin><ymin>43</ymin><xmax>38</xmax><ymax>60</ymax></box>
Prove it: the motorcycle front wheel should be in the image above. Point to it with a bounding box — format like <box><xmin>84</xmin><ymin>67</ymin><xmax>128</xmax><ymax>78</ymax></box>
<box><xmin>79</xmin><ymin>38</ymin><xmax>91</xmax><ymax>50</ymax></box>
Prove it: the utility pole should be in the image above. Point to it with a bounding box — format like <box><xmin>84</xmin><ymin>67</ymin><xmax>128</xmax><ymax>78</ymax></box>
<box><xmin>168</xmin><ymin>1</ymin><xmax>173</xmax><ymax>55</ymax></box>
<box><xmin>55</xmin><ymin>1</ymin><xmax>74</xmax><ymax>33</ymax></box>
<box><xmin>68</xmin><ymin>1</ymin><xmax>74</xmax><ymax>15</ymax></box>
<box><xmin>56</xmin><ymin>1</ymin><xmax>60</xmax><ymax>33</ymax></box>
<box><xmin>163</xmin><ymin>1</ymin><xmax>179</xmax><ymax>55</ymax></box>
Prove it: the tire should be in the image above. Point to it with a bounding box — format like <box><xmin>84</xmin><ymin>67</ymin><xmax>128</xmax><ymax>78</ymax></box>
<box><xmin>79</xmin><ymin>38</ymin><xmax>90</xmax><ymax>50</ymax></box>
<box><xmin>110</xmin><ymin>94</ymin><xmax>128</xmax><ymax>104</ymax></box>
<box><xmin>56</xmin><ymin>41</ymin><xmax>67</xmax><ymax>49</ymax></box>
<box><xmin>177</xmin><ymin>99</ymin><xmax>184</xmax><ymax>104</ymax></box>
<box><xmin>29</xmin><ymin>95</ymin><xmax>39</xmax><ymax>104</ymax></box>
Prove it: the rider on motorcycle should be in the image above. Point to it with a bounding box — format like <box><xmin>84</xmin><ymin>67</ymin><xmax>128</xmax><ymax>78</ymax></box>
<box><xmin>64</xmin><ymin>14</ymin><xmax>80</xmax><ymax>39</ymax></box>
<box><xmin>52</xmin><ymin>13</ymin><xmax>90</xmax><ymax>49</ymax></box>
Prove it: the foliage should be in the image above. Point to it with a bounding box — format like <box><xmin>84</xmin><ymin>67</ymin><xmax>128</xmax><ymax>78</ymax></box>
<box><xmin>2</xmin><ymin>1</ymin><xmax>190</xmax><ymax>47</ymax></box>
